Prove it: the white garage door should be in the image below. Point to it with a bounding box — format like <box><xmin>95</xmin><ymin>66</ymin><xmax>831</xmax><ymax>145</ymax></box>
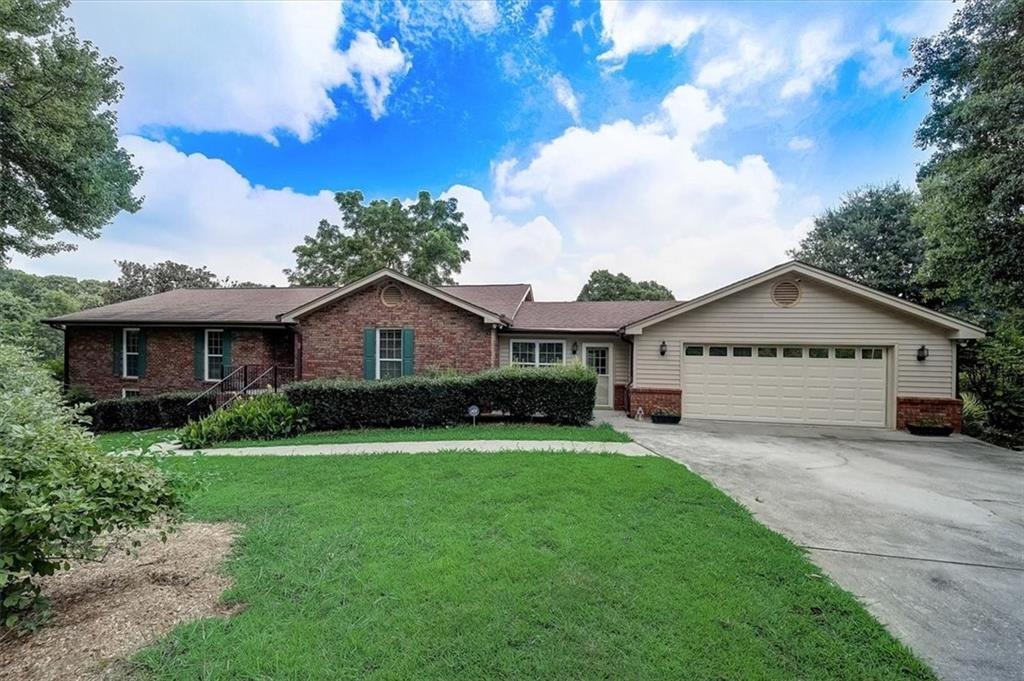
<box><xmin>682</xmin><ymin>344</ymin><xmax>887</xmax><ymax>427</ymax></box>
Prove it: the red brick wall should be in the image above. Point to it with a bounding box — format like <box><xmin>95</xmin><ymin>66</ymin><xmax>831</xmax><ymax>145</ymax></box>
<box><xmin>627</xmin><ymin>388</ymin><xmax>681</xmax><ymax>418</ymax></box>
<box><xmin>297</xmin><ymin>279</ymin><xmax>494</xmax><ymax>380</ymax></box>
<box><xmin>897</xmin><ymin>396</ymin><xmax>963</xmax><ymax>432</ymax></box>
<box><xmin>66</xmin><ymin>326</ymin><xmax>292</xmax><ymax>399</ymax></box>
<box><xmin>614</xmin><ymin>384</ymin><xmax>627</xmax><ymax>411</ymax></box>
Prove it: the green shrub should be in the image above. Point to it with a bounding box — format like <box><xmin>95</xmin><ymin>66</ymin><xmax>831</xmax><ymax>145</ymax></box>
<box><xmin>960</xmin><ymin>391</ymin><xmax>987</xmax><ymax>436</ymax></box>
<box><xmin>85</xmin><ymin>395</ymin><xmax>162</xmax><ymax>433</ymax></box>
<box><xmin>960</xmin><ymin>316</ymin><xmax>1024</xmax><ymax>449</ymax></box>
<box><xmin>284</xmin><ymin>364</ymin><xmax>597</xmax><ymax>431</ymax></box>
<box><xmin>178</xmin><ymin>393</ymin><xmax>307</xmax><ymax>448</ymax></box>
<box><xmin>0</xmin><ymin>344</ymin><xmax>187</xmax><ymax>628</ymax></box>
<box><xmin>84</xmin><ymin>391</ymin><xmax>214</xmax><ymax>432</ymax></box>
<box><xmin>156</xmin><ymin>391</ymin><xmax>214</xmax><ymax>428</ymax></box>
<box><xmin>62</xmin><ymin>384</ymin><xmax>94</xmax><ymax>407</ymax></box>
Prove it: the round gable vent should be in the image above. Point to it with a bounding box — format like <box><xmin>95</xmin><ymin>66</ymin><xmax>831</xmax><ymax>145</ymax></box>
<box><xmin>771</xmin><ymin>280</ymin><xmax>801</xmax><ymax>307</ymax></box>
<box><xmin>381</xmin><ymin>284</ymin><xmax>404</xmax><ymax>307</ymax></box>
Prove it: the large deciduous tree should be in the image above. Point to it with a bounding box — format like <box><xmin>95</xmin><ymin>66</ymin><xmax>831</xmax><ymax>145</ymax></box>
<box><xmin>788</xmin><ymin>183</ymin><xmax>929</xmax><ymax>303</ymax></box>
<box><xmin>286</xmin><ymin>191</ymin><xmax>470</xmax><ymax>287</ymax></box>
<box><xmin>906</xmin><ymin>0</ymin><xmax>1023</xmax><ymax>316</ymax></box>
<box><xmin>576</xmin><ymin>270</ymin><xmax>674</xmax><ymax>302</ymax></box>
<box><xmin>104</xmin><ymin>260</ymin><xmax>221</xmax><ymax>303</ymax></box>
<box><xmin>0</xmin><ymin>0</ymin><xmax>142</xmax><ymax>263</ymax></box>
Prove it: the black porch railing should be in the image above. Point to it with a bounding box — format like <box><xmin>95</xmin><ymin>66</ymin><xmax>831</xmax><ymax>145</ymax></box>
<box><xmin>187</xmin><ymin>364</ymin><xmax>296</xmax><ymax>410</ymax></box>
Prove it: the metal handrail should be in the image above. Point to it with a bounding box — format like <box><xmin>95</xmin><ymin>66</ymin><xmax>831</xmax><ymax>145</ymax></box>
<box><xmin>186</xmin><ymin>364</ymin><xmax>246</xmax><ymax>406</ymax></box>
<box><xmin>220</xmin><ymin>365</ymin><xmax>277</xmax><ymax>410</ymax></box>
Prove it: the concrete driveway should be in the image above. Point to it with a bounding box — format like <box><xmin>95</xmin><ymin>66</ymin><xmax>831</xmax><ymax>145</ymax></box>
<box><xmin>602</xmin><ymin>414</ymin><xmax>1024</xmax><ymax>681</ymax></box>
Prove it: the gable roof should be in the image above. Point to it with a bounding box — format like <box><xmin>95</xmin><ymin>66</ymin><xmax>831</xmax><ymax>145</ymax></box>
<box><xmin>278</xmin><ymin>269</ymin><xmax>507</xmax><ymax>324</ymax></box>
<box><xmin>43</xmin><ymin>287</ymin><xmax>335</xmax><ymax>326</ymax></box>
<box><xmin>440</xmin><ymin>283</ymin><xmax>533</xmax><ymax>320</ymax></box>
<box><xmin>510</xmin><ymin>300</ymin><xmax>680</xmax><ymax>332</ymax></box>
<box><xmin>623</xmin><ymin>261</ymin><xmax>986</xmax><ymax>339</ymax></box>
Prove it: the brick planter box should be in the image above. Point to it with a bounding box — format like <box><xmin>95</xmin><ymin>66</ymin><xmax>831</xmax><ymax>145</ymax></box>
<box><xmin>897</xmin><ymin>397</ymin><xmax>963</xmax><ymax>432</ymax></box>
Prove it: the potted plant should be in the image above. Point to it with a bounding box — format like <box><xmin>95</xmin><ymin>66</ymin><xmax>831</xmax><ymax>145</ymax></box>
<box><xmin>650</xmin><ymin>407</ymin><xmax>681</xmax><ymax>425</ymax></box>
<box><xmin>907</xmin><ymin>416</ymin><xmax>954</xmax><ymax>437</ymax></box>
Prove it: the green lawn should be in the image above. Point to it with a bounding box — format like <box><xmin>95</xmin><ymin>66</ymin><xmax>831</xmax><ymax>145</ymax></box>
<box><xmin>94</xmin><ymin>422</ymin><xmax>630</xmax><ymax>452</ymax></box>
<box><xmin>132</xmin><ymin>453</ymin><xmax>933</xmax><ymax>680</ymax></box>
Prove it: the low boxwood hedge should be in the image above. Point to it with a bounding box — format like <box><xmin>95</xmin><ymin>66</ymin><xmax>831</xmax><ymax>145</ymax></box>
<box><xmin>86</xmin><ymin>391</ymin><xmax>215</xmax><ymax>433</ymax></box>
<box><xmin>283</xmin><ymin>364</ymin><xmax>597</xmax><ymax>430</ymax></box>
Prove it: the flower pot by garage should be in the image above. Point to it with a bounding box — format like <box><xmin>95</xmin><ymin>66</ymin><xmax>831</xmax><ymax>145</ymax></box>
<box><xmin>907</xmin><ymin>424</ymin><xmax>954</xmax><ymax>437</ymax></box>
<box><xmin>651</xmin><ymin>414</ymin><xmax>681</xmax><ymax>425</ymax></box>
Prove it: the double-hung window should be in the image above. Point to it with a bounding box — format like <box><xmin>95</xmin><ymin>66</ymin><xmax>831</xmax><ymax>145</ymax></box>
<box><xmin>123</xmin><ymin>329</ymin><xmax>140</xmax><ymax>378</ymax></box>
<box><xmin>511</xmin><ymin>340</ymin><xmax>565</xmax><ymax>368</ymax></box>
<box><xmin>377</xmin><ymin>329</ymin><xmax>403</xmax><ymax>379</ymax></box>
<box><xmin>205</xmin><ymin>329</ymin><xmax>224</xmax><ymax>381</ymax></box>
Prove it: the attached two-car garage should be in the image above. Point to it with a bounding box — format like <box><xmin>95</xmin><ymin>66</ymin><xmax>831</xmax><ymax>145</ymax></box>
<box><xmin>681</xmin><ymin>344</ymin><xmax>887</xmax><ymax>427</ymax></box>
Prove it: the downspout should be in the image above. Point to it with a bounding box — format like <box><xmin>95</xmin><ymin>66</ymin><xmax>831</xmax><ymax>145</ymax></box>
<box><xmin>618</xmin><ymin>328</ymin><xmax>633</xmax><ymax>416</ymax></box>
<box><xmin>490</xmin><ymin>325</ymin><xmax>499</xmax><ymax>368</ymax></box>
<box><xmin>293</xmin><ymin>327</ymin><xmax>303</xmax><ymax>381</ymax></box>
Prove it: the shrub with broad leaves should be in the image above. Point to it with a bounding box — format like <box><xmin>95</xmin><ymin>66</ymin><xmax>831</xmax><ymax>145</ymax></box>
<box><xmin>177</xmin><ymin>393</ymin><xmax>307</xmax><ymax>449</ymax></box>
<box><xmin>0</xmin><ymin>344</ymin><xmax>187</xmax><ymax>628</ymax></box>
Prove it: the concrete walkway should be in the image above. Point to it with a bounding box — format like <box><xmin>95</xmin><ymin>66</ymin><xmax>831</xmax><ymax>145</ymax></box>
<box><xmin>177</xmin><ymin>439</ymin><xmax>653</xmax><ymax>457</ymax></box>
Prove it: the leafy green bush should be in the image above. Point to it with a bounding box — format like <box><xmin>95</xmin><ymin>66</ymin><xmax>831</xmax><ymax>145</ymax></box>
<box><xmin>0</xmin><ymin>344</ymin><xmax>187</xmax><ymax>627</ymax></box>
<box><xmin>178</xmin><ymin>393</ymin><xmax>307</xmax><ymax>448</ymax></box>
<box><xmin>86</xmin><ymin>395</ymin><xmax>162</xmax><ymax>432</ymax></box>
<box><xmin>62</xmin><ymin>384</ymin><xmax>94</xmax><ymax>407</ymax></box>
<box><xmin>961</xmin><ymin>317</ymin><xmax>1024</xmax><ymax>449</ymax></box>
<box><xmin>156</xmin><ymin>391</ymin><xmax>214</xmax><ymax>428</ymax></box>
<box><xmin>85</xmin><ymin>391</ymin><xmax>214</xmax><ymax>432</ymax></box>
<box><xmin>285</xmin><ymin>364</ymin><xmax>597</xmax><ymax>431</ymax></box>
<box><xmin>959</xmin><ymin>391</ymin><xmax>987</xmax><ymax>437</ymax></box>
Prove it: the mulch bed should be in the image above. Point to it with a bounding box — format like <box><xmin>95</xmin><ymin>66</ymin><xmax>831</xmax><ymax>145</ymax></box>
<box><xmin>0</xmin><ymin>523</ymin><xmax>238</xmax><ymax>680</ymax></box>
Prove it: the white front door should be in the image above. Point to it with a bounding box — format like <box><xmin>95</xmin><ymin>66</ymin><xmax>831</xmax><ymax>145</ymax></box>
<box><xmin>681</xmin><ymin>344</ymin><xmax>887</xmax><ymax>427</ymax></box>
<box><xmin>584</xmin><ymin>344</ymin><xmax>612</xmax><ymax>408</ymax></box>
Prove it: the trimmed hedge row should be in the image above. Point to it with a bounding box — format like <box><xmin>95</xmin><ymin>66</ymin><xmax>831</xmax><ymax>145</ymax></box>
<box><xmin>283</xmin><ymin>364</ymin><xmax>597</xmax><ymax>430</ymax></box>
<box><xmin>86</xmin><ymin>391</ymin><xmax>215</xmax><ymax>433</ymax></box>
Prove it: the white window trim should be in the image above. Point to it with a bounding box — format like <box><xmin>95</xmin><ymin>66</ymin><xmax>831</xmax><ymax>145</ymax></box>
<box><xmin>375</xmin><ymin>328</ymin><xmax>403</xmax><ymax>380</ymax></box>
<box><xmin>121</xmin><ymin>388</ymin><xmax>140</xmax><ymax>399</ymax></box>
<box><xmin>122</xmin><ymin>328</ymin><xmax>140</xmax><ymax>379</ymax></box>
<box><xmin>509</xmin><ymin>338</ymin><xmax>567</xmax><ymax>368</ymax></box>
<box><xmin>204</xmin><ymin>328</ymin><xmax>224</xmax><ymax>382</ymax></box>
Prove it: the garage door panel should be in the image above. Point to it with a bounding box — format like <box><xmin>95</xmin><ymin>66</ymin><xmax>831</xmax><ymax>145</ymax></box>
<box><xmin>682</xmin><ymin>344</ymin><xmax>886</xmax><ymax>427</ymax></box>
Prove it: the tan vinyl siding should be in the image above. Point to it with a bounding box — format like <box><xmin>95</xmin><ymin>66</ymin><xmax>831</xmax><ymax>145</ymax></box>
<box><xmin>632</xmin><ymin>276</ymin><xmax>956</xmax><ymax>398</ymax></box>
<box><xmin>498</xmin><ymin>334</ymin><xmax>631</xmax><ymax>384</ymax></box>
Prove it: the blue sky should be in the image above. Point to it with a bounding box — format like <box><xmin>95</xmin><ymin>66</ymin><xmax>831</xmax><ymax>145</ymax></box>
<box><xmin>16</xmin><ymin>0</ymin><xmax>957</xmax><ymax>299</ymax></box>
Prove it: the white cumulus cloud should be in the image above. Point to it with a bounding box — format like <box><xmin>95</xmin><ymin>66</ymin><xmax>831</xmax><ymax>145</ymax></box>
<box><xmin>551</xmin><ymin>74</ymin><xmax>581</xmax><ymax>123</ymax></box>
<box><xmin>491</xmin><ymin>85</ymin><xmax>802</xmax><ymax>298</ymax></box>
<box><xmin>13</xmin><ymin>137</ymin><xmax>337</xmax><ymax>283</ymax></box>
<box><xmin>597</xmin><ymin>0</ymin><xmax>704</xmax><ymax>67</ymax></box>
<box><xmin>69</xmin><ymin>1</ymin><xmax>410</xmax><ymax>142</ymax></box>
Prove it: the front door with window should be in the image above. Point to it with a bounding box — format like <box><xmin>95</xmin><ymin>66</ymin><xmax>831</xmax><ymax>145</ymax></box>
<box><xmin>584</xmin><ymin>344</ymin><xmax>612</xmax><ymax>408</ymax></box>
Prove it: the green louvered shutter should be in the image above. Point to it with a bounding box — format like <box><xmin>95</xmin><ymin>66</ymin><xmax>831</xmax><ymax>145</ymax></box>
<box><xmin>137</xmin><ymin>329</ymin><xmax>148</xmax><ymax>377</ymax></box>
<box><xmin>112</xmin><ymin>329</ymin><xmax>122</xmax><ymax>376</ymax></box>
<box><xmin>194</xmin><ymin>329</ymin><xmax>204</xmax><ymax>380</ymax></box>
<box><xmin>222</xmin><ymin>330</ymin><xmax>232</xmax><ymax>376</ymax></box>
<box><xmin>401</xmin><ymin>327</ymin><xmax>414</xmax><ymax>376</ymax></box>
<box><xmin>363</xmin><ymin>328</ymin><xmax>376</xmax><ymax>380</ymax></box>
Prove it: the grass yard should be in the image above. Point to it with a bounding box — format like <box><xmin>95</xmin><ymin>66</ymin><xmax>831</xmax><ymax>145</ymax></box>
<box><xmin>131</xmin><ymin>452</ymin><xmax>934</xmax><ymax>680</ymax></box>
<box><xmin>94</xmin><ymin>422</ymin><xmax>629</xmax><ymax>452</ymax></box>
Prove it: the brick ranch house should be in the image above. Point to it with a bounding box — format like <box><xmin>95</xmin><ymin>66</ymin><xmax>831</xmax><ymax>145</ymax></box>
<box><xmin>45</xmin><ymin>261</ymin><xmax>984</xmax><ymax>431</ymax></box>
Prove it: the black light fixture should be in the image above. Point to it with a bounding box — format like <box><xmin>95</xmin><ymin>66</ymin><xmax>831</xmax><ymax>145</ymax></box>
<box><xmin>659</xmin><ymin>340</ymin><xmax>668</xmax><ymax>356</ymax></box>
<box><xmin>571</xmin><ymin>341</ymin><xmax>578</xmax><ymax>355</ymax></box>
<box><xmin>917</xmin><ymin>345</ymin><xmax>929</xmax><ymax>361</ymax></box>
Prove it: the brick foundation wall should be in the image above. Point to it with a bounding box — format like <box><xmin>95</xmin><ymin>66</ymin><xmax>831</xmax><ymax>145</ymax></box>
<box><xmin>66</xmin><ymin>326</ymin><xmax>292</xmax><ymax>400</ymax></box>
<box><xmin>297</xmin><ymin>278</ymin><xmax>494</xmax><ymax>380</ymax></box>
<box><xmin>614</xmin><ymin>384</ymin><xmax>627</xmax><ymax>411</ymax></box>
<box><xmin>627</xmin><ymin>388</ymin><xmax>681</xmax><ymax>418</ymax></box>
<box><xmin>897</xmin><ymin>396</ymin><xmax>963</xmax><ymax>432</ymax></box>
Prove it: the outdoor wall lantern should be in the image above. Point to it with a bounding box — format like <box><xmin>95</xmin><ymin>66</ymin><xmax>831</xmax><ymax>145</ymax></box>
<box><xmin>660</xmin><ymin>341</ymin><xmax>668</xmax><ymax>356</ymax></box>
<box><xmin>917</xmin><ymin>345</ymin><xmax>929</xmax><ymax>361</ymax></box>
<box><xmin>572</xmin><ymin>341</ymin><xmax>579</xmax><ymax>355</ymax></box>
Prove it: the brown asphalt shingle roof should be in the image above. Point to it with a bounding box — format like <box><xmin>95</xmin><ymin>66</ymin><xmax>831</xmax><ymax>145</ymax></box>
<box><xmin>43</xmin><ymin>277</ymin><xmax>678</xmax><ymax>330</ymax></box>
<box><xmin>43</xmin><ymin>288</ymin><xmax>335</xmax><ymax>325</ymax></box>
<box><xmin>438</xmin><ymin>283</ymin><xmax>532</xmax><ymax>320</ymax></box>
<box><xmin>509</xmin><ymin>300</ymin><xmax>681</xmax><ymax>331</ymax></box>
